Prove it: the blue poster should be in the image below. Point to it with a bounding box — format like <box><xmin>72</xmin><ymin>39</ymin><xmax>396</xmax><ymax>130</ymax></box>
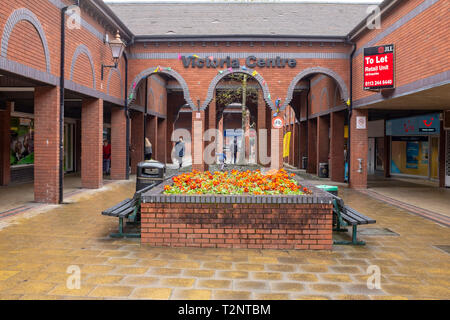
<box><xmin>406</xmin><ymin>142</ymin><xmax>419</xmax><ymax>169</ymax></box>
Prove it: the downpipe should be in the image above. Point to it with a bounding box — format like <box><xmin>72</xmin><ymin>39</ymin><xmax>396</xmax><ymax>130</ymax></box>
<box><xmin>59</xmin><ymin>1</ymin><xmax>80</xmax><ymax>204</ymax></box>
<box><xmin>347</xmin><ymin>40</ymin><xmax>357</xmax><ymax>184</ymax></box>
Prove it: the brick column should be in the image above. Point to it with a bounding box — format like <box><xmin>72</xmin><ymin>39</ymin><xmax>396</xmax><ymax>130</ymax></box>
<box><xmin>192</xmin><ymin>110</ymin><xmax>207</xmax><ymax>171</ymax></box>
<box><xmin>34</xmin><ymin>86</ymin><xmax>60</xmax><ymax>203</ymax></box>
<box><xmin>349</xmin><ymin>109</ymin><xmax>368</xmax><ymax>189</ymax></box>
<box><xmin>218</xmin><ymin>116</ymin><xmax>224</xmax><ymax>157</ymax></box>
<box><xmin>299</xmin><ymin>121</ymin><xmax>307</xmax><ymax>169</ymax></box>
<box><xmin>439</xmin><ymin>120</ymin><xmax>446</xmax><ymax>188</ymax></box>
<box><xmin>307</xmin><ymin>118</ymin><xmax>317</xmax><ymax>174</ymax></box>
<box><xmin>317</xmin><ymin>116</ymin><xmax>330</xmax><ymax>176</ymax></box>
<box><xmin>257</xmin><ymin>91</ymin><xmax>268</xmax><ymax>166</ymax></box>
<box><xmin>208</xmin><ymin>98</ymin><xmax>216</xmax><ymax>162</ymax></box>
<box><xmin>81</xmin><ymin>98</ymin><xmax>103</xmax><ymax>189</ymax></box>
<box><xmin>166</xmin><ymin>94</ymin><xmax>184</xmax><ymax>164</ymax></box>
<box><xmin>0</xmin><ymin>102</ymin><xmax>11</xmax><ymax>186</ymax></box>
<box><xmin>266</xmin><ymin>106</ymin><xmax>272</xmax><ymax>159</ymax></box>
<box><xmin>157</xmin><ymin>118</ymin><xmax>167</xmax><ymax>163</ymax></box>
<box><xmin>130</xmin><ymin>111</ymin><xmax>144</xmax><ymax>174</ymax></box>
<box><xmin>111</xmin><ymin>106</ymin><xmax>127</xmax><ymax>180</ymax></box>
<box><xmin>293</xmin><ymin>121</ymin><xmax>300</xmax><ymax>168</ymax></box>
<box><xmin>384</xmin><ymin>132</ymin><xmax>391</xmax><ymax>178</ymax></box>
<box><xmin>290</xmin><ymin>122</ymin><xmax>295</xmax><ymax>166</ymax></box>
<box><xmin>330</xmin><ymin>111</ymin><xmax>345</xmax><ymax>182</ymax></box>
<box><xmin>271</xmin><ymin>110</ymin><xmax>283</xmax><ymax>170</ymax></box>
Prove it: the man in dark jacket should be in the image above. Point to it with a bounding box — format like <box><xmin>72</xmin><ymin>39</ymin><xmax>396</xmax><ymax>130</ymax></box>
<box><xmin>233</xmin><ymin>137</ymin><xmax>238</xmax><ymax>164</ymax></box>
<box><xmin>175</xmin><ymin>137</ymin><xmax>185</xmax><ymax>168</ymax></box>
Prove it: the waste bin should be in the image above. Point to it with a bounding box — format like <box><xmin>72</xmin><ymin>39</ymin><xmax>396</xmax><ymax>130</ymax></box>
<box><xmin>302</xmin><ymin>157</ymin><xmax>308</xmax><ymax>170</ymax></box>
<box><xmin>316</xmin><ymin>185</ymin><xmax>338</xmax><ymax>196</ymax></box>
<box><xmin>136</xmin><ymin>160</ymin><xmax>165</xmax><ymax>192</ymax></box>
<box><xmin>318</xmin><ymin>162</ymin><xmax>329</xmax><ymax>178</ymax></box>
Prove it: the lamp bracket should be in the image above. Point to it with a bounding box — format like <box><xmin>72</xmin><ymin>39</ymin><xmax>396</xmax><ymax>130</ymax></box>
<box><xmin>101</xmin><ymin>63</ymin><xmax>118</xmax><ymax>81</ymax></box>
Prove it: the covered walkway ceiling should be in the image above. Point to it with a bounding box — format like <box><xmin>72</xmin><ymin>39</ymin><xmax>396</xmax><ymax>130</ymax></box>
<box><xmin>364</xmin><ymin>83</ymin><xmax>450</xmax><ymax>111</ymax></box>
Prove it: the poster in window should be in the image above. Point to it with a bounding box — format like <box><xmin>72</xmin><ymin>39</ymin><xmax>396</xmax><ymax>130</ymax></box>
<box><xmin>10</xmin><ymin>117</ymin><xmax>34</xmax><ymax>166</ymax></box>
<box><xmin>406</xmin><ymin>142</ymin><xmax>419</xmax><ymax>169</ymax></box>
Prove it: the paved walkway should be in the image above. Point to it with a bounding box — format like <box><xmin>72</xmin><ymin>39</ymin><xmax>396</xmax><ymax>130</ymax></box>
<box><xmin>0</xmin><ymin>177</ymin><xmax>449</xmax><ymax>300</ymax></box>
<box><xmin>367</xmin><ymin>176</ymin><xmax>450</xmax><ymax>219</ymax></box>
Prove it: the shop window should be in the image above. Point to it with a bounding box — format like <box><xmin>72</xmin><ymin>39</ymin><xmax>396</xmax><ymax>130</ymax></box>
<box><xmin>10</xmin><ymin>117</ymin><xmax>34</xmax><ymax>166</ymax></box>
<box><xmin>391</xmin><ymin>136</ymin><xmax>439</xmax><ymax>179</ymax></box>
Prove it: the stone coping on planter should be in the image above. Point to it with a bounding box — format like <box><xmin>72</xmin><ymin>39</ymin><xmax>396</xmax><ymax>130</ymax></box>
<box><xmin>142</xmin><ymin>179</ymin><xmax>333</xmax><ymax>204</ymax></box>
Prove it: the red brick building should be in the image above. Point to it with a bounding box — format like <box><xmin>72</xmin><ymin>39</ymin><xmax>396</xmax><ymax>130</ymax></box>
<box><xmin>0</xmin><ymin>0</ymin><xmax>449</xmax><ymax>204</ymax></box>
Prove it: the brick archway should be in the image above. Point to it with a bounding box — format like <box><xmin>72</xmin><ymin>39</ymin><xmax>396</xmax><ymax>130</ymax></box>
<box><xmin>282</xmin><ymin>67</ymin><xmax>349</xmax><ymax>111</ymax></box>
<box><xmin>128</xmin><ymin>67</ymin><xmax>194</xmax><ymax>109</ymax></box>
<box><xmin>0</xmin><ymin>8</ymin><xmax>51</xmax><ymax>73</ymax></box>
<box><xmin>70</xmin><ymin>44</ymin><xmax>96</xmax><ymax>89</ymax></box>
<box><xmin>200</xmin><ymin>67</ymin><xmax>275</xmax><ymax>111</ymax></box>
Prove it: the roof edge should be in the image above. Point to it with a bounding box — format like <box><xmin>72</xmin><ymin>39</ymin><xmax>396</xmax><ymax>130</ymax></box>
<box><xmin>90</xmin><ymin>0</ymin><xmax>135</xmax><ymax>42</ymax></box>
<box><xmin>133</xmin><ymin>34</ymin><xmax>348</xmax><ymax>43</ymax></box>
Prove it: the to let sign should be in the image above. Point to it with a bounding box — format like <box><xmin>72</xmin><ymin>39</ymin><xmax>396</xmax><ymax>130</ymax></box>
<box><xmin>363</xmin><ymin>44</ymin><xmax>394</xmax><ymax>90</ymax></box>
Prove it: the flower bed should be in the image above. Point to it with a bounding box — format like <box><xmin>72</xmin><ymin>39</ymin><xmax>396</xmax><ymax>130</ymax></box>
<box><xmin>141</xmin><ymin>170</ymin><xmax>333</xmax><ymax>250</ymax></box>
<box><xmin>164</xmin><ymin>169</ymin><xmax>312</xmax><ymax>195</ymax></box>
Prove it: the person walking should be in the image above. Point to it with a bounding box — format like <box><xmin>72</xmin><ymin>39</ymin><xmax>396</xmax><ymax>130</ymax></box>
<box><xmin>103</xmin><ymin>139</ymin><xmax>111</xmax><ymax>175</ymax></box>
<box><xmin>175</xmin><ymin>137</ymin><xmax>185</xmax><ymax>168</ymax></box>
<box><xmin>144</xmin><ymin>137</ymin><xmax>152</xmax><ymax>161</ymax></box>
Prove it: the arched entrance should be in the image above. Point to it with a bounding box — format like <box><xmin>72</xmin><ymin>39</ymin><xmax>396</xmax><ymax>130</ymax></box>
<box><xmin>284</xmin><ymin>68</ymin><xmax>349</xmax><ymax>182</ymax></box>
<box><xmin>202</xmin><ymin>70</ymin><xmax>274</xmax><ymax>168</ymax></box>
<box><xmin>128</xmin><ymin>69</ymin><xmax>192</xmax><ymax>170</ymax></box>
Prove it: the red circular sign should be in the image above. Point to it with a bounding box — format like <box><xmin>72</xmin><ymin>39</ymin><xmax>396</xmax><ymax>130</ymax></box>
<box><xmin>272</xmin><ymin>116</ymin><xmax>284</xmax><ymax>129</ymax></box>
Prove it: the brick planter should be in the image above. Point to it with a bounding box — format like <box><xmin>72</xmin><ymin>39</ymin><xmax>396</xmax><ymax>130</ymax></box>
<box><xmin>141</xmin><ymin>184</ymin><xmax>333</xmax><ymax>250</ymax></box>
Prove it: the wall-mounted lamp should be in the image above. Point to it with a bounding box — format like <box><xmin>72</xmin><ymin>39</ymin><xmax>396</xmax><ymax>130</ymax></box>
<box><xmin>101</xmin><ymin>31</ymin><xmax>126</xmax><ymax>80</ymax></box>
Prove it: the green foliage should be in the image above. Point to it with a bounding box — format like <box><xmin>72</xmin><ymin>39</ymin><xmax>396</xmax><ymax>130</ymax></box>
<box><xmin>215</xmin><ymin>73</ymin><xmax>258</xmax><ymax>107</ymax></box>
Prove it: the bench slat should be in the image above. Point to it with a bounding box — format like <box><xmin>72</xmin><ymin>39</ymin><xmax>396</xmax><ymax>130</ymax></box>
<box><xmin>342</xmin><ymin>209</ymin><xmax>368</xmax><ymax>224</ymax></box>
<box><xmin>345</xmin><ymin>206</ymin><xmax>376</xmax><ymax>224</ymax></box>
<box><xmin>109</xmin><ymin>199</ymin><xmax>135</xmax><ymax>216</ymax></box>
<box><xmin>340</xmin><ymin>212</ymin><xmax>359</xmax><ymax>225</ymax></box>
<box><xmin>102</xmin><ymin>198</ymin><xmax>132</xmax><ymax>216</ymax></box>
<box><xmin>118</xmin><ymin>206</ymin><xmax>137</xmax><ymax>218</ymax></box>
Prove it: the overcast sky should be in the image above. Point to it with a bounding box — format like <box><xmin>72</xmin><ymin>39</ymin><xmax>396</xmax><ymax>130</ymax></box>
<box><xmin>105</xmin><ymin>0</ymin><xmax>382</xmax><ymax>3</ymax></box>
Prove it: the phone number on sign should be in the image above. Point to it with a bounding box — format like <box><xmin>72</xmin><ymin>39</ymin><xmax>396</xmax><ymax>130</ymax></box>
<box><xmin>365</xmin><ymin>79</ymin><xmax>393</xmax><ymax>87</ymax></box>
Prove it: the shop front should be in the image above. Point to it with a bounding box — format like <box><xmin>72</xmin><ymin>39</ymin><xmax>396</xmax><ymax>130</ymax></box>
<box><xmin>386</xmin><ymin>113</ymin><xmax>441</xmax><ymax>181</ymax></box>
<box><xmin>9</xmin><ymin>111</ymin><xmax>78</xmax><ymax>184</ymax></box>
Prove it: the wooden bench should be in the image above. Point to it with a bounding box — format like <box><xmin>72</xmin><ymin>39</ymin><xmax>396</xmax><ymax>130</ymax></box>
<box><xmin>330</xmin><ymin>194</ymin><xmax>376</xmax><ymax>245</ymax></box>
<box><xmin>102</xmin><ymin>182</ymin><xmax>158</xmax><ymax>238</ymax></box>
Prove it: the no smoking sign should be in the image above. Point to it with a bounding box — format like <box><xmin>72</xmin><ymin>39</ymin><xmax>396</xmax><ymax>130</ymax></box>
<box><xmin>272</xmin><ymin>116</ymin><xmax>284</xmax><ymax>129</ymax></box>
<box><xmin>356</xmin><ymin>116</ymin><xmax>367</xmax><ymax>130</ymax></box>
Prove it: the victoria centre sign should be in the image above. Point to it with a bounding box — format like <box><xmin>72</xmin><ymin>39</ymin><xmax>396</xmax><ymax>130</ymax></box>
<box><xmin>363</xmin><ymin>44</ymin><xmax>395</xmax><ymax>90</ymax></box>
<box><xmin>182</xmin><ymin>56</ymin><xmax>297</xmax><ymax>69</ymax></box>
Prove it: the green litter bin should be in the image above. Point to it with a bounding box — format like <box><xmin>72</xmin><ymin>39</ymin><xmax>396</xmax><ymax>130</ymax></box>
<box><xmin>316</xmin><ymin>185</ymin><xmax>338</xmax><ymax>196</ymax></box>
